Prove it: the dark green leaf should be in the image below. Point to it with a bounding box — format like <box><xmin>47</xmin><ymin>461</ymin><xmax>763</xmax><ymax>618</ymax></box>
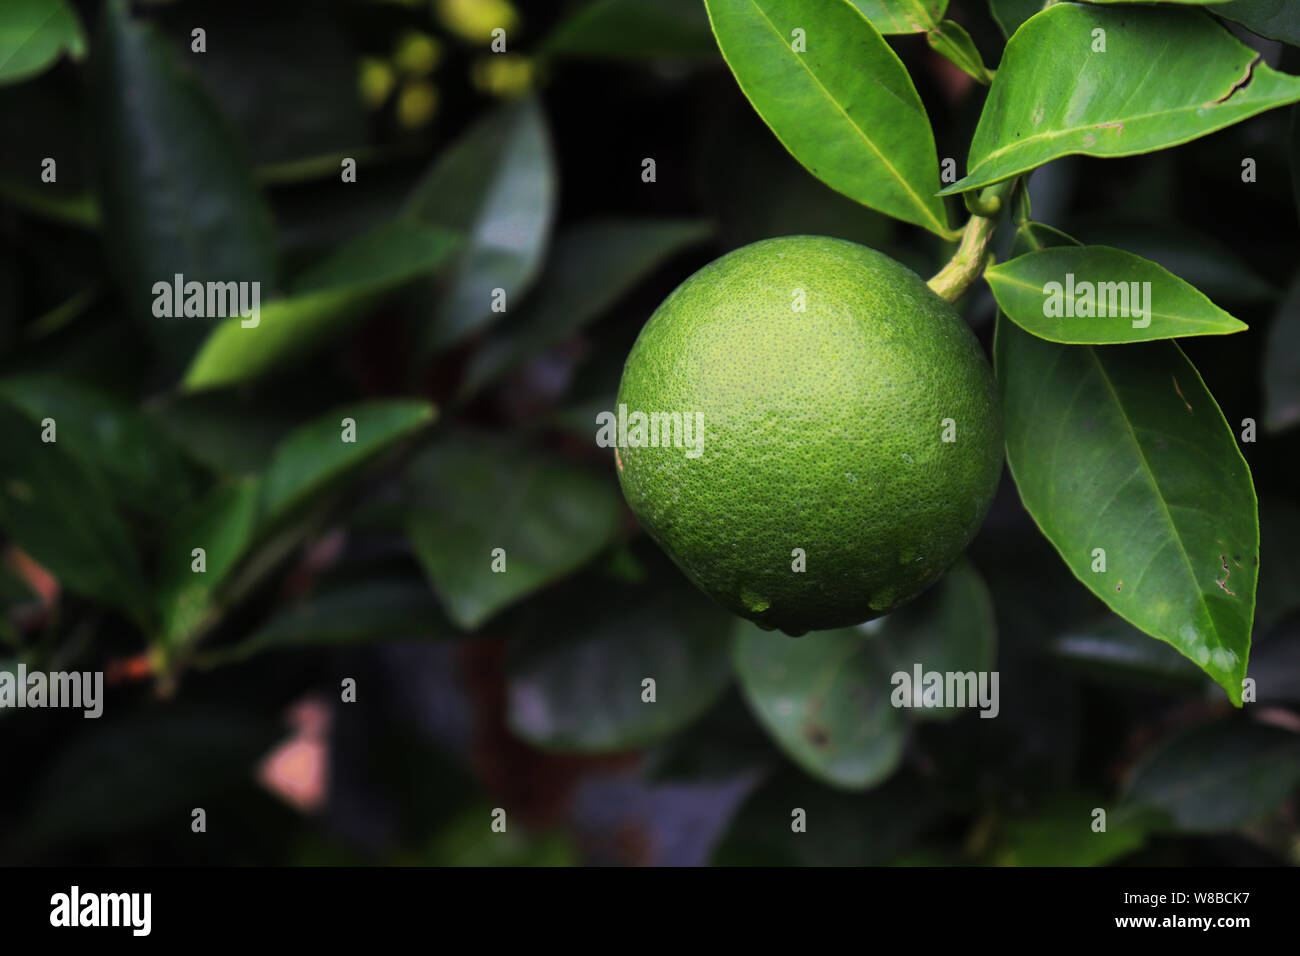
<box><xmin>1213</xmin><ymin>0</ymin><xmax>1300</xmax><ymax>46</ymax></box>
<box><xmin>404</xmin><ymin>96</ymin><xmax>557</xmax><ymax>351</ymax></box>
<box><xmin>458</xmin><ymin>218</ymin><xmax>712</xmax><ymax>400</ymax></box>
<box><xmin>0</xmin><ymin>374</ymin><xmax>200</xmax><ymax>516</ymax></box>
<box><xmin>0</xmin><ymin>399</ymin><xmax>150</xmax><ymax>625</ymax></box>
<box><xmin>986</xmin><ymin>245</ymin><xmax>1247</xmax><ymax>343</ymax></box>
<box><xmin>1264</xmin><ymin>275</ymin><xmax>1300</xmax><ymax>432</ymax></box>
<box><xmin>1050</xmin><ymin>617</ymin><xmax>1209</xmax><ymax>691</ymax></box>
<box><xmin>850</xmin><ymin>0</ymin><xmax>947</xmax><ymax>34</ymax></box>
<box><xmin>182</xmin><ymin>221</ymin><xmax>460</xmax><ymax>390</ymax></box>
<box><xmin>403</xmin><ymin>432</ymin><xmax>622</xmax><ymax>629</ymax></box>
<box><xmin>542</xmin><ymin>0</ymin><xmax>716</xmax><ymax>59</ymax></box>
<box><xmin>997</xmin><ymin>224</ymin><xmax>1257</xmax><ymax>704</ymax></box>
<box><xmin>704</xmin><ymin>0</ymin><xmax>952</xmax><ymax>236</ymax></box>
<box><xmin>944</xmin><ymin>4</ymin><xmax>1300</xmax><ymax>193</ymax></box>
<box><xmin>992</xmin><ymin>792</ymin><xmax>1147</xmax><ymax>866</ymax></box>
<box><xmin>1255</xmin><ymin>498</ymin><xmax>1300</xmax><ymax>634</ymax></box>
<box><xmin>0</xmin><ymin>0</ymin><xmax>85</xmax><ymax>86</ymax></box>
<box><xmin>90</xmin><ymin>0</ymin><xmax>277</xmax><ymax>365</ymax></box>
<box><xmin>987</xmin><ymin>0</ymin><xmax>1042</xmax><ymax>39</ymax></box>
<box><xmin>505</xmin><ymin>579</ymin><xmax>734</xmax><ymax>753</ymax></box>
<box><xmin>1122</xmin><ymin>719</ymin><xmax>1300</xmax><ymax>833</ymax></box>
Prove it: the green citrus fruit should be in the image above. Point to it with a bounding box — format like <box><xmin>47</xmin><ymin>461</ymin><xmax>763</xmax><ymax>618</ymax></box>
<box><xmin>613</xmin><ymin>235</ymin><xmax>1003</xmax><ymax>635</ymax></box>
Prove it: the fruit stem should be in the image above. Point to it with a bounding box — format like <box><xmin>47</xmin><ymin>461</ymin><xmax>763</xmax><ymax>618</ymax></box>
<box><xmin>927</xmin><ymin>178</ymin><xmax>1018</xmax><ymax>303</ymax></box>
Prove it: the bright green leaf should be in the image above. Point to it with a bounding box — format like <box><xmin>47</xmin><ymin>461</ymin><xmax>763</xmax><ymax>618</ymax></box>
<box><xmin>849</xmin><ymin>0</ymin><xmax>947</xmax><ymax>34</ymax></box>
<box><xmin>404</xmin><ymin>96</ymin><xmax>557</xmax><ymax>351</ymax></box>
<box><xmin>182</xmin><ymin>221</ymin><xmax>460</xmax><ymax>390</ymax></box>
<box><xmin>987</xmin><ymin>245</ymin><xmax>1247</xmax><ymax>344</ymax></box>
<box><xmin>0</xmin><ymin>0</ymin><xmax>85</xmax><ymax>86</ymax></box>
<box><xmin>944</xmin><ymin>4</ymin><xmax>1300</xmax><ymax>193</ymax></box>
<box><xmin>704</xmin><ymin>0</ymin><xmax>951</xmax><ymax>236</ymax></box>
<box><xmin>404</xmin><ymin>432</ymin><xmax>622</xmax><ymax>630</ymax></box>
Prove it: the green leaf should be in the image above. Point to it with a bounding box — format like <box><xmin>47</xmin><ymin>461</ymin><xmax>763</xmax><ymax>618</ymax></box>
<box><xmin>505</xmin><ymin>578</ymin><xmax>734</xmax><ymax>753</ymax></box>
<box><xmin>260</xmin><ymin>399</ymin><xmax>436</xmax><ymax>529</ymax></box>
<box><xmin>986</xmin><ymin>245</ymin><xmax>1247</xmax><ymax>344</ymax></box>
<box><xmin>1213</xmin><ymin>0</ymin><xmax>1300</xmax><ymax>46</ymax></box>
<box><xmin>0</xmin><ymin>399</ymin><xmax>150</xmax><ymax>626</ymax></box>
<box><xmin>182</xmin><ymin>221</ymin><xmax>460</xmax><ymax>390</ymax></box>
<box><xmin>1264</xmin><ymin>275</ymin><xmax>1300</xmax><ymax>432</ymax></box>
<box><xmin>987</xmin><ymin>0</ymin><xmax>1043</xmax><ymax>39</ymax></box>
<box><xmin>925</xmin><ymin>20</ymin><xmax>993</xmax><ymax>85</ymax></box>
<box><xmin>996</xmin><ymin>227</ymin><xmax>1258</xmax><ymax>706</ymax></box>
<box><xmin>943</xmin><ymin>4</ymin><xmax>1300</xmax><ymax>194</ymax></box>
<box><xmin>154</xmin><ymin>478</ymin><xmax>261</xmax><ymax>649</ymax></box>
<box><xmin>403</xmin><ymin>433</ymin><xmax>622</xmax><ymax>629</ymax></box>
<box><xmin>404</xmin><ymin>96</ymin><xmax>557</xmax><ymax>351</ymax></box>
<box><xmin>0</xmin><ymin>375</ymin><xmax>200</xmax><ymax>516</ymax></box>
<box><xmin>0</xmin><ymin>0</ymin><xmax>85</xmax><ymax>86</ymax></box>
<box><xmin>733</xmin><ymin>622</ymin><xmax>904</xmax><ymax>789</ymax></box>
<box><xmin>1121</xmin><ymin>719</ymin><xmax>1300</xmax><ymax>833</ymax></box>
<box><xmin>541</xmin><ymin>0</ymin><xmax>717</xmax><ymax>59</ymax></box>
<box><xmin>704</xmin><ymin>0</ymin><xmax>951</xmax><ymax>236</ymax></box>
<box><xmin>992</xmin><ymin>792</ymin><xmax>1147</xmax><ymax>866</ymax></box>
<box><xmin>849</xmin><ymin>0</ymin><xmax>947</xmax><ymax>34</ymax></box>
<box><xmin>458</xmin><ymin>218</ymin><xmax>712</xmax><ymax>400</ymax></box>
<box><xmin>1050</xmin><ymin>617</ymin><xmax>1210</xmax><ymax>691</ymax></box>
<box><xmin>90</xmin><ymin>0</ymin><xmax>277</xmax><ymax>366</ymax></box>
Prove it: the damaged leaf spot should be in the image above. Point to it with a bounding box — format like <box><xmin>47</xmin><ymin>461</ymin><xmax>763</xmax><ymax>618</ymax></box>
<box><xmin>1216</xmin><ymin>555</ymin><xmax>1236</xmax><ymax>596</ymax></box>
<box><xmin>804</xmin><ymin>723</ymin><xmax>830</xmax><ymax>748</ymax></box>
<box><xmin>1172</xmin><ymin>375</ymin><xmax>1193</xmax><ymax>412</ymax></box>
<box><xmin>1208</xmin><ymin>55</ymin><xmax>1261</xmax><ymax>106</ymax></box>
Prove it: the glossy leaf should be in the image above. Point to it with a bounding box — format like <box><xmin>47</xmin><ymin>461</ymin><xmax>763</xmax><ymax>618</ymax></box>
<box><xmin>90</xmin><ymin>0</ymin><xmax>277</xmax><ymax>365</ymax></box>
<box><xmin>944</xmin><ymin>4</ymin><xmax>1300</xmax><ymax>193</ymax></box>
<box><xmin>997</xmin><ymin>223</ymin><xmax>1257</xmax><ymax>704</ymax></box>
<box><xmin>0</xmin><ymin>400</ymin><xmax>150</xmax><ymax>625</ymax></box>
<box><xmin>404</xmin><ymin>433</ymin><xmax>622</xmax><ymax>629</ymax></box>
<box><xmin>0</xmin><ymin>0</ymin><xmax>85</xmax><ymax>86</ymax></box>
<box><xmin>925</xmin><ymin>20</ymin><xmax>993</xmax><ymax>85</ymax></box>
<box><xmin>0</xmin><ymin>375</ymin><xmax>200</xmax><ymax>516</ymax></box>
<box><xmin>1213</xmin><ymin>0</ymin><xmax>1300</xmax><ymax>46</ymax></box>
<box><xmin>986</xmin><ymin>245</ymin><xmax>1247</xmax><ymax>344</ymax></box>
<box><xmin>1122</xmin><ymin>720</ymin><xmax>1300</xmax><ymax>833</ymax></box>
<box><xmin>542</xmin><ymin>0</ymin><xmax>716</xmax><ymax>59</ymax></box>
<box><xmin>704</xmin><ymin>0</ymin><xmax>951</xmax><ymax>236</ymax></box>
<box><xmin>1264</xmin><ymin>275</ymin><xmax>1300</xmax><ymax>432</ymax></box>
<box><xmin>182</xmin><ymin>221</ymin><xmax>460</xmax><ymax>390</ymax></box>
<box><xmin>734</xmin><ymin>620</ymin><xmax>905</xmax><ymax>789</ymax></box>
<box><xmin>505</xmin><ymin>579</ymin><xmax>734</xmax><ymax>753</ymax></box>
<box><xmin>850</xmin><ymin>0</ymin><xmax>947</xmax><ymax>34</ymax></box>
<box><xmin>404</xmin><ymin>96</ymin><xmax>557</xmax><ymax>351</ymax></box>
<box><xmin>458</xmin><ymin>218</ymin><xmax>712</xmax><ymax>400</ymax></box>
<box><xmin>260</xmin><ymin>399</ymin><xmax>436</xmax><ymax>529</ymax></box>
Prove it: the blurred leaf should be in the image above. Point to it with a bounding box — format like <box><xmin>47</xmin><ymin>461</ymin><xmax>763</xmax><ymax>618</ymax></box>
<box><xmin>850</xmin><ymin>0</ymin><xmax>946</xmax><ymax>34</ymax></box>
<box><xmin>505</xmin><ymin>578</ymin><xmax>734</xmax><ymax>753</ymax></box>
<box><xmin>1264</xmin><ymin>275</ymin><xmax>1300</xmax><ymax>432</ymax></box>
<box><xmin>996</xmin><ymin>224</ymin><xmax>1258</xmax><ymax>706</ymax></box>
<box><xmin>404</xmin><ymin>432</ymin><xmax>621</xmax><ymax>630</ymax></box>
<box><xmin>0</xmin><ymin>0</ymin><xmax>85</xmax><ymax>86</ymax></box>
<box><xmin>542</xmin><ymin>0</ymin><xmax>716</xmax><ymax>59</ymax></box>
<box><xmin>458</xmin><ymin>218</ymin><xmax>712</xmax><ymax>400</ymax></box>
<box><xmin>260</xmin><ymin>399</ymin><xmax>436</xmax><ymax>530</ymax></box>
<box><xmin>1214</xmin><ymin>0</ymin><xmax>1300</xmax><ymax>46</ymax></box>
<box><xmin>154</xmin><ymin>478</ymin><xmax>261</xmax><ymax>649</ymax></box>
<box><xmin>704</xmin><ymin>0</ymin><xmax>952</xmax><ymax>236</ymax></box>
<box><xmin>148</xmin><ymin>392</ymin><xmax>292</xmax><ymax>476</ymax></box>
<box><xmin>992</xmin><ymin>792</ymin><xmax>1147</xmax><ymax>866</ymax></box>
<box><xmin>1255</xmin><ymin>498</ymin><xmax>1300</xmax><ymax>634</ymax></box>
<box><xmin>20</xmin><ymin>709</ymin><xmax>277</xmax><ymax>848</ymax></box>
<box><xmin>878</xmin><ymin>562</ymin><xmax>997</xmax><ymax>722</ymax></box>
<box><xmin>733</xmin><ymin>621</ymin><xmax>904</xmax><ymax>790</ymax></box>
<box><xmin>1050</xmin><ymin>617</ymin><xmax>1208</xmax><ymax>691</ymax></box>
<box><xmin>1072</xmin><ymin>221</ymin><xmax>1275</xmax><ymax>304</ymax></box>
<box><xmin>0</xmin><ymin>374</ymin><xmax>200</xmax><ymax>516</ymax></box>
<box><xmin>1121</xmin><ymin>719</ymin><xmax>1300</xmax><ymax>833</ymax></box>
<box><xmin>943</xmin><ymin>5</ymin><xmax>1300</xmax><ymax>194</ymax></box>
<box><xmin>422</xmin><ymin>807</ymin><xmax>578</xmax><ymax>866</ymax></box>
<box><xmin>0</xmin><ymin>399</ymin><xmax>150</xmax><ymax>625</ymax></box>
<box><xmin>205</xmin><ymin>576</ymin><xmax>455</xmax><ymax>667</ymax></box>
<box><xmin>182</xmin><ymin>221</ymin><xmax>460</xmax><ymax>390</ymax></box>
<box><xmin>404</xmin><ymin>96</ymin><xmax>557</xmax><ymax>352</ymax></box>
<box><xmin>925</xmin><ymin>20</ymin><xmax>993</xmax><ymax>84</ymax></box>
<box><xmin>713</xmin><ymin>770</ymin><xmax>946</xmax><ymax>865</ymax></box>
<box><xmin>1250</xmin><ymin>618</ymin><xmax>1300</xmax><ymax>703</ymax></box>
<box><xmin>986</xmin><ymin>245</ymin><xmax>1247</xmax><ymax>344</ymax></box>
<box><xmin>90</xmin><ymin>0</ymin><xmax>277</xmax><ymax>366</ymax></box>
<box><xmin>986</xmin><ymin>0</ymin><xmax>1042</xmax><ymax>38</ymax></box>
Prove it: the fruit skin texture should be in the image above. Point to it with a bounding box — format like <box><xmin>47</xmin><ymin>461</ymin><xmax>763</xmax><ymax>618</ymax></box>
<box><xmin>614</xmin><ymin>235</ymin><xmax>1003</xmax><ymax>635</ymax></box>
